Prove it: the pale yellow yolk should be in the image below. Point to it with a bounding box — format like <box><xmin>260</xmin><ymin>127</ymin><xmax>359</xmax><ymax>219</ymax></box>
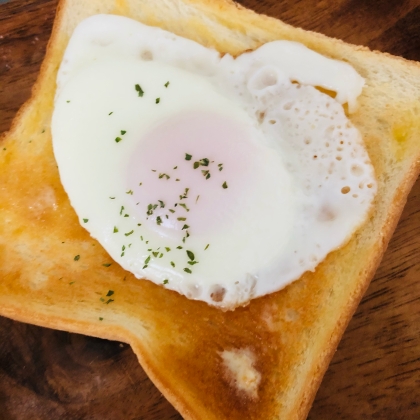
<box><xmin>127</xmin><ymin>111</ymin><xmax>260</xmax><ymax>241</ymax></box>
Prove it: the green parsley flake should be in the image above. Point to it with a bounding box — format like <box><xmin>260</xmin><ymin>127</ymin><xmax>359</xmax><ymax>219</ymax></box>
<box><xmin>102</xmin><ymin>263</ymin><xmax>112</xmax><ymax>267</ymax></box>
<box><xmin>83</xmin><ymin>218</ymin><xmax>89</xmax><ymax>223</ymax></box>
<box><xmin>205</xmin><ymin>244</ymin><xmax>210</xmax><ymax>250</ymax></box>
<box><xmin>135</xmin><ymin>84</ymin><xmax>144</xmax><ymax>97</ymax></box>
<box><xmin>222</xmin><ymin>181</ymin><xmax>228</xmax><ymax>189</ymax></box>
<box><xmin>108</xmin><ymin>112</ymin><xmax>113</xmax><ymax>115</ymax></box>
<box><xmin>113</xmin><ymin>226</ymin><xmax>118</xmax><ymax>233</ymax></box>
<box><xmin>156</xmin><ymin>97</ymin><xmax>160</xmax><ymax>104</ymax></box>
<box><xmin>120</xmin><ymin>206</ymin><xmax>124</xmax><ymax>215</ymax></box>
<box><xmin>69</xmin><ymin>281</ymin><xmax>75</xmax><ymax>285</ymax></box>
<box><xmin>176</xmin><ymin>246</ymin><xmax>183</xmax><ymax>249</ymax></box>
<box><xmin>182</xmin><ymin>224</ymin><xmax>189</xmax><ymax>230</ymax></box>
<box><xmin>115</xmin><ymin>137</ymin><xmax>122</xmax><ymax>143</ymax></box>
<box><xmin>109</xmin><ymin>197</ymin><xmax>115</xmax><ymax>199</ymax></box>
<box><xmin>177</xmin><ymin>217</ymin><xmax>186</xmax><ymax>221</ymax></box>
<box><xmin>163</xmin><ymin>279</ymin><xmax>169</xmax><ymax>284</ymax></box>
<box><xmin>165</xmin><ymin>81</ymin><xmax>170</xmax><ymax>88</ymax></box>
<box><xmin>186</xmin><ymin>250</ymin><xmax>195</xmax><ymax>261</ymax></box>
<box><xmin>193</xmin><ymin>161</ymin><xmax>200</xmax><ymax>169</ymax></box>
<box><xmin>179</xmin><ymin>203</ymin><xmax>189</xmax><ymax>212</ymax></box>
<box><xmin>183</xmin><ymin>267</ymin><xmax>192</xmax><ymax>274</ymax></box>
<box><xmin>165</xmin><ymin>247</ymin><xmax>171</xmax><ymax>252</ymax></box>
<box><xmin>156</xmin><ymin>216</ymin><xmax>162</xmax><ymax>225</ymax></box>
<box><xmin>74</xmin><ymin>255</ymin><xmax>80</xmax><ymax>261</ymax></box>
<box><xmin>105</xmin><ymin>299</ymin><xmax>114</xmax><ymax>304</ymax></box>
<box><xmin>218</xmin><ymin>163</ymin><xmax>223</xmax><ymax>171</ymax></box>
<box><xmin>185</xmin><ymin>153</ymin><xmax>192</xmax><ymax>161</ymax></box>
<box><xmin>145</xmin><ymin>256</ymin><xmax>151</xmax><ymax>264</ymax></box>
<box><xmin>106</xmin><ymin>290</ymin><xmax>114</xmax><ymax>297</ymax></box>
<box><xmin>170</xmin><ymin>261</ymin><xmax>175</xmax><ymax>267</ymax></box>
<box><xmin>99</xmin><ymin>317</ymin><xmax>104</xmax><ymax>321</ymax></box>
<box><xmin>158</xmin><ymin>200</ymin><xmax>165</xmax><ymax>208</ymax></box>
<box><xmin>126</xmin><ymin>190</ymin><xmax>133</xmax><ymax>195</ymax></box>
<box><xmin>121</xmin><ymin>130</ymin><xmax>127</xmax><ymax>135</ymax></box>
<box><xmin>125</xmin><ymin>230</ymin><xmax>134</xmax><ymax>236</ymax></box>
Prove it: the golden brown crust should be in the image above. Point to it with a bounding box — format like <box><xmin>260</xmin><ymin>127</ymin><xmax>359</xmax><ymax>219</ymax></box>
<box><xmin>1</xmin><ymin>0</ymin><xmax>420</xmax><ymax>419</ymax></box>
<box><xmin>296</xmin><ymin>159</ymin><xmax>420</xmax><ymax>419</ymax></box>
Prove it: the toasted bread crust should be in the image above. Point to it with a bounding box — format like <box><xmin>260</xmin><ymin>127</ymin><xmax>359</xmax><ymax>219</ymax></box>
<box><xmin>1</xmin><ymin>1</ymin><xmax>420</xmax><ymax>419</ymax></box>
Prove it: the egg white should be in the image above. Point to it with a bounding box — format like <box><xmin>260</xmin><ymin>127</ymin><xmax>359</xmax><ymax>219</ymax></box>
<box><xmin>52</xmin><ymin>15</ymin><xmax>376</xmax><ymax>308</ymax></box>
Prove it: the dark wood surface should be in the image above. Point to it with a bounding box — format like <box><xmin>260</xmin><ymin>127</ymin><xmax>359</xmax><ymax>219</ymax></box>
<box><xmin>1</xmin><ymin>0</ymin><xmax>419</xmax><ymax>418</ymax></box>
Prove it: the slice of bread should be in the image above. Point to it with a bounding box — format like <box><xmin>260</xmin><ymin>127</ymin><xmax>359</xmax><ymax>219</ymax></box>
<box><xmin>1</xmin><ymin>1</ymin><xmax>419</xmax><ymax>419</ymax></box>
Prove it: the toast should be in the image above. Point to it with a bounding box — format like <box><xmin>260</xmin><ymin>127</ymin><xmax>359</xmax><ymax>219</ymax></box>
<box><xmin>1</xmin><ymin>1</ymin><xmax>420</xmax><ymax>419</ymax></box>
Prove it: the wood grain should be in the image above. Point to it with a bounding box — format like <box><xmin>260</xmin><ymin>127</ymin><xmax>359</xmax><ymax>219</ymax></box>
<box><xmin>0</xmin><ymin>0</ymin><xmax>419</xmax><ymax>419</ymax></box>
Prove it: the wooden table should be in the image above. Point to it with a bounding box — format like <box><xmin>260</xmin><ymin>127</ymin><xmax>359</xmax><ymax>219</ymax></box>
<box><xmin>1</xmin><ymin>0</ymin><xmax>419</xmax><ymax>418</ymax></box>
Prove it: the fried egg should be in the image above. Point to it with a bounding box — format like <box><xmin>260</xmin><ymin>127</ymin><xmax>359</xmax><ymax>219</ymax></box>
<box><xmin>52</xmin><ymin>15</ymin><xmax>376</xmax><ymax>309</ymax></box>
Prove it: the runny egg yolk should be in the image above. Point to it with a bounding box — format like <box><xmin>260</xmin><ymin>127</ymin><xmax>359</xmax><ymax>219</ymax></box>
<box><xmin>128</xmin><ymin>112</ymin><xmax>260</xmax><ymax>241</ymax></box>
